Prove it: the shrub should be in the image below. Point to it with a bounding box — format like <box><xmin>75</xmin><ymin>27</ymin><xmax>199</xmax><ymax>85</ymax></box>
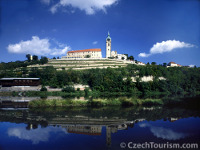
<box><xmin>62</xmin><ymin>86</ymin><xmax>75</xmax><ymax>93</ymax></box>
<box><xmin>84</xmin><ymin>88</ymin><xmax>90</xmax><ymax>96</ymax></box>
<box><xmin>40</xmin><ymin>86</ymin><xmax>47</xmax><ymax>91</ymax></box>
<box><xmin>119</xmin><ymin>97</ymin><xmax>134</xmax><ymax>106</ymax></box>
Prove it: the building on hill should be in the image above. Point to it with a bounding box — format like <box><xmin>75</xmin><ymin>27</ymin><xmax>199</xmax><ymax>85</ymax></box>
<box><xmin>61</xmin><ymin>32</ymin><xmax>128</xmax><ymax>60</ymax></box>
<box><xmin>107</xmin><ymin>32</ymin><xmax>127</xmax><ymax>60</ymax></box>
<box><xmin>137</xmin><ymin>61</ymin><xmax>145</xmax><ymax>65</ymax></box>
<box><xmin>64</xmin><ymin>48</ymin><xmax>102</xmax><ymax>59</ymax></box>
<box><xmin>116</xmin><ymin>54</ymin><xmax>127</xmax><ymax>60</ymax></box>
<box><xmin>167</xmin><ymin>62</ymin><xmax>182</xmax><ymax>67</ymax></box>
<box><xmin>111</xmin><ymin>51</ymin><xmax>117</xmax><ymax>57</ymax></box>
<box><xmin>111</xmin><ymin>51</ymin><xmax>127</xmax><ymax>60</ymax></box>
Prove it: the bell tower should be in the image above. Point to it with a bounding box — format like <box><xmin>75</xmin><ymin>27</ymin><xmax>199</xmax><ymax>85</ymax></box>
<box><xmin>106</xmin><ymin>31</ymin><xmax>111</xmax><ymax>58</ymax></box>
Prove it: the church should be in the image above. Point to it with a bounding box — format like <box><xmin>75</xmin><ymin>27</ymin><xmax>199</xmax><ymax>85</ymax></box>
<box><xmin>106</xmin><ymin>32</ymin><xmax>127</xmax><ymax>60</ymax></box>
<box><xmin>63</xmin><ymin>32</ymin><xmax>127</xmax><ymax>60</ymax></box>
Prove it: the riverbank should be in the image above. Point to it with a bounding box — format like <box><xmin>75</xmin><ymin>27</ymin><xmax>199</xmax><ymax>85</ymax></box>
<box><xmin>0</xmin><ymin>90</ymin><xmax>175</xmax><ymax>98</ymax></box>
<box><xmin>28</xmin><ymin>97</ymin><xmax>168</xmax><ymax>108</ymax></box>
<box><xmin>28</xmin><ymin>95</ymin><xmax>200</xmax><ymax>108</ymax></box>
<box><xmin>1</xmin><ymin>90</ymin><xmax>199</xmax><ymax>98</ymax></box>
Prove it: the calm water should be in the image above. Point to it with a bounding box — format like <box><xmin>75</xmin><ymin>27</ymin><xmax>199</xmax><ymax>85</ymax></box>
<box><xmin>0</xmin><ymin>99</ymin><xmax>200</xmax><ymax>150</ymax></box>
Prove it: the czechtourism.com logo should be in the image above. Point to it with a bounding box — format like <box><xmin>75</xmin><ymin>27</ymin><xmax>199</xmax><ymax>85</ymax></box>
<box><xmin>120</xmin><ymin>142</ymin><xmax>199</xmax><ymax>149</ymax></box>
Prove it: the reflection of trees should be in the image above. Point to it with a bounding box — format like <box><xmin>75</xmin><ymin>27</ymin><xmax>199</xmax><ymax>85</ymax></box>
<box><xmin>0</xmin><ymin>106</ymin><xmax>199</xmax><ymax>131</ymax></box>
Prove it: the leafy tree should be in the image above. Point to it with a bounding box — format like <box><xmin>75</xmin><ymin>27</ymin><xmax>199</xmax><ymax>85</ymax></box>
<box><xmin>151</xmin><ymin>62</ymin><xmax>157</xmax><ymax>65</ymax></box>
<box><xmin>62</xmin><ymin>86</ymin><xmax>75</xmax><ymax>93</ymax></box>
<box><xmin>85</xmin><ymin>55</ymin><xmax>91</xmax><ymax>58</ymax></box>
<box><xmin>33</xmin><ymin>55</ymin><xmax>38</xmax><ymax>61</ymax></box>
<box><xmin>163</xmin><ymin>63</ymin><xmax>167</xmax><ymax>67</ymax></box>
<box><xmin>26</xmin><ymin>54</ymin><xmax>31</xmax><ymax>62</ymax></box>
<box><xmin>128</xmin><ymin>56</ymin><xmax>134</xmax><ymax>61</ymax></box>
<box><xmin>84</xmin><ymin>88</ymin><xmax>90</xmax><ymax>96</ymax></box>
<box><xmin>40</xmin><ymin>86</ymin><xmax>47</xmax><ymax>91</ymax></box>
<box><xmin>40</xmin><ymin>56</ymin><xmax>48</xmax><ymax>64</ymax></box>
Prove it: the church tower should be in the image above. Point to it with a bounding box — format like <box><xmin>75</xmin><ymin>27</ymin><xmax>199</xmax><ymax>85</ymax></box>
<box><xmin>106</xmin><ymin>31</ymin><xmax>111</xmax><ymax>58</ymax></box>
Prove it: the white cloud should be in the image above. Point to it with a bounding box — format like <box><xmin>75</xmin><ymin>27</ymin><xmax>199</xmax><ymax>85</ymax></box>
<box><xmin>138</xmin><ymin>40</ymin><xmax>195</xmax><ymax>58</ymax></box>
<box><xmin>92</xmin><ymin>41</ymin><xmax>98</xmax><ymax>45</ymax></box>
<box><xmin>7</xmin><ymin>36</ymin><xmax>71</xmax><ymax>56</ymax></box>
<box><xmin>138</xmin><ymin>52</ymin><xmax>150</xmax><ymax>58</ymax></box>
<box><xmin>139</xmin><ymin>123</ymin><xmax>186</xmax><ymax>140</ymax></box>
<box><xmin>51</xmin><ymin>46</ymin><xmax>70</xmax><ymax>55</ymax></box>
<box><xmin>41</xmin><ymin>0</ymin><xmax>51</xmax><ymax>5</ymax></box>
<box><xmin>8</xmin><ymin>126</ymin><xmax>67</xmax><ymax>144</ymax></box>
<box><xmin>50</xmin><ymin>0</ymin><xmax>118</xmax><ymax>15</ymax></box>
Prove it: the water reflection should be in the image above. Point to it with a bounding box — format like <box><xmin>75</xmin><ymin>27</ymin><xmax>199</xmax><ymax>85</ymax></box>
<box><xmin>8</xmin><ymin>126</ymin><xmax>67</xmax><ymax>144</ymax></box>
<box><xmin>0</xmin><ymin>105</ymin><xmax>200</xmax><ymax>149</ymax></box>
<box><xmin>139</xmin><ymin>123</ymin><xmax>186</xmax><ymax>140</ymax></box>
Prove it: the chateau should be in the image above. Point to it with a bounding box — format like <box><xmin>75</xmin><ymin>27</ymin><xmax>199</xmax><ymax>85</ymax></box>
<box><xmin>65</xmin><ymin>48</ymin><xmax>102</xmax><ymax>59</ymax></box>
<box><xmin>62</xmin><ymin>32</ymin><xmax>127</xmax><ymax>60</ymax></box>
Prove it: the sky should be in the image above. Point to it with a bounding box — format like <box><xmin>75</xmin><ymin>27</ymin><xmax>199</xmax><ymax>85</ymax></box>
<box><xmin>0</xmin><ymin>0</ymin><xmax>200</xmax><ymax>66</ymax></box>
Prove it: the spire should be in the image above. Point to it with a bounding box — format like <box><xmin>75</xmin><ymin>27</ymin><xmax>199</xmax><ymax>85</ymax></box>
<box><xmin>106</xmin><ymin>31</ymin><xmax>111</xmax><ymax>40</ymax></box>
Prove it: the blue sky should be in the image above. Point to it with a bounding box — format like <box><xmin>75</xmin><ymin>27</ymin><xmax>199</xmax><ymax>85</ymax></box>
<box><xmin>0</xmin><ymin>0</ymin><xmax>199</xmax><ymax>66</ymax></box>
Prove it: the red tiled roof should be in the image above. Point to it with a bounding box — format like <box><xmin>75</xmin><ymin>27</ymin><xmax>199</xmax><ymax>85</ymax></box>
<box><xmin>169</xmin><ymin>62</ymin><xmax>176</xmax><ymax>64</ymax></box>
<box><xmin>68</xmin><ymin>48</ymin><xmax>101</xmax><ymax>53</ymax></box>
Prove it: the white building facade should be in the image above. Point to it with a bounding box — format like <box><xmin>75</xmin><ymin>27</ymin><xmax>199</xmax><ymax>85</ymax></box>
<box><xmin>106</xmin><ymin>32</ymin><xmax>111</xmax><ymax>58</ymax></box>
<box><xmin>65</xmin><ymin>49</ymin><xmax>102</xmax><ymax>59</ymax></box>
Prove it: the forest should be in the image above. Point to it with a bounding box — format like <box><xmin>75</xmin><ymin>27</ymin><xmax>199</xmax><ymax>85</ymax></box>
<box><xmin>0</xmin><ymin>59</ymin><xmax>200</xmax><ymax>96</ymax></box>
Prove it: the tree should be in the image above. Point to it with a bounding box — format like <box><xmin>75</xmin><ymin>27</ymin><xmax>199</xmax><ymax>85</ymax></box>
<box><xmin>33</xmin><ymin>55</ymin><xmax>38</xmax><ymax>61</ymax></box>
<box><xmin>151</xmin><ymin>62</ymin><xmax>157</xmax><ymax>65</ymax></box>
<box><xmin>53</xmin><ymin>57</ymin><xmax>56</xmax><ymax>59</ymax></box>
<box><xmin>135</xmin><ymin>60</ymin><xmax>138</xmax><ymax>64</ymax></box>
<box><xmin>84</xmin><ymin>88</ymin><xmax>90</xmax><ymax>96</ymax></box>
<box><xmin>163</xmin><ymin>63</ymin><xmax>167</xmax><ymax>67</ymax></box>
<box><xmin>62</xmin><ymin>86</ymin><xmax>75</xmax><ymax>93</ymax></box>
<box><xmin>85</xmin><ymin>55</ymin><xmax>91</xmax><ymax>58</ymax></box>
<box><xmin>128</xmin><ymin>56</ymin><xmax>134</xmax><ymax>61</ymax></box>
<box><xmin>40</xmin><ymin>56</ymin><xmax>48</xmax><ymax>64</ymax></box>
<box><xmin>40</xmin><ymin>86</ymin><xmax>47</xmax><ymax>91</ymax></box>
<box><xmin>26</xmin><ymin>54</ymin><xmax>31</xmax><ymax>62</ymax></box>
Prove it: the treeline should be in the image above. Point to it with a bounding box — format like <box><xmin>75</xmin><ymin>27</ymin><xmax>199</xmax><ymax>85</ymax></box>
<box><xmin>1</xmin><ymin>62</ymin><xmax>200</xmax><ymax>95</ymax></box>
<box><xmin>0</xmin><ymin>56</ymin><xmax>48</xmax><ymax>71</ymax></box>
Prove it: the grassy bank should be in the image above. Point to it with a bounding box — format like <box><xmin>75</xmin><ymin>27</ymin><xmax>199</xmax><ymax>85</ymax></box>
<box><xmin>2</xmin><ymin>90</ymin><xmax>167</xmax><ymax>98</ymax></box>
<box><xmin>28</xmin><ymin>97</ymin><xmax>163</xmax><ymax>108</ymax></box>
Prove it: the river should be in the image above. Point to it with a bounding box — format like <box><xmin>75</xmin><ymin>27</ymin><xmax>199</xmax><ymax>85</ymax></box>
<box><xmin>0</xmin><ymin>97</ymin><xmax>200</xmax><ymax>150</ymax></box>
